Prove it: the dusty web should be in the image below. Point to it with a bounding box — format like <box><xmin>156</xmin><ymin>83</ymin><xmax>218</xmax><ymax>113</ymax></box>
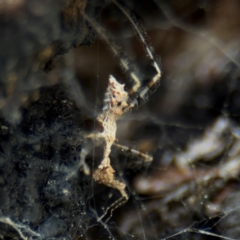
<box><xmin>67</xmin><ymin>0</ymin><xmax>240</xmax><ymax>239</ymax></box>
<box><xmin>2</xmin><ymin>0</ymin><xmax>240</xmax><ymax>239</ymax></box>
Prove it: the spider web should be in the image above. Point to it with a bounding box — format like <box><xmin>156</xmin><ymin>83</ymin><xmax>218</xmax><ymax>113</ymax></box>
<box><xmin>1</xmin><ymin>0</ymin><xmax>240</xmax><ymax>240</ymax></box>
<box><xmin>69</xmin><ymin>0</ymin><xmax>240</xmax><ymax>239</ymax></box>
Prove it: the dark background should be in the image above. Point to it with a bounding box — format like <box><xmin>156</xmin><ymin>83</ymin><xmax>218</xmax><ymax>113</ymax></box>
<box><xmin>1</xmin><ymin>0</ymin><xmax>240</xmax><ymax>239</ymax></box>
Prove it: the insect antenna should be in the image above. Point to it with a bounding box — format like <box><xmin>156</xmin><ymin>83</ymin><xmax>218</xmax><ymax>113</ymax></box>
<box><xmin>112</xmin><ymin>0</ymin><xmax>162</xmax><ymax>111</ymax></box>
<box><xmin>81</xmin><ymin>12</ymin><xmax>142</xmax><ymax>91</ymax></box>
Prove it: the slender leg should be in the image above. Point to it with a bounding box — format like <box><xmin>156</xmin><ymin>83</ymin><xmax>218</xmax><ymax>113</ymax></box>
<box><xmin>113</xmin><ymin>142</ymin><xmax>153</xmax><ymax>164</ymax></box>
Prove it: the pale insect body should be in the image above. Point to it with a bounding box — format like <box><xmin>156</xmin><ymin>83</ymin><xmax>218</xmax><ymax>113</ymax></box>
<box><xmin>92</xmin><ymin>76</ymin><xmax>129</xmax><ymax>198</ymax></box>
<box><xmin>79</xmin><ymin>0</ymin><xmax>162</xmax><ymax>222</ymax></box>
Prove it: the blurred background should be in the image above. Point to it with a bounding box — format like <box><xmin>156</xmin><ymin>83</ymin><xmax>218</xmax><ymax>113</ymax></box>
<box><xmin>1</xmin><ymin>0</ymin><xmax>240</xmax><ymax>239</ymax></box>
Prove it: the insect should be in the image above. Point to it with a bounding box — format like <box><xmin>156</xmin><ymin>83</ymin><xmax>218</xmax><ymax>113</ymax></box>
<box><xmin>78</xmin><ymin>0</ymin><xmax>162</xmax><ymax>221</ymax></box>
